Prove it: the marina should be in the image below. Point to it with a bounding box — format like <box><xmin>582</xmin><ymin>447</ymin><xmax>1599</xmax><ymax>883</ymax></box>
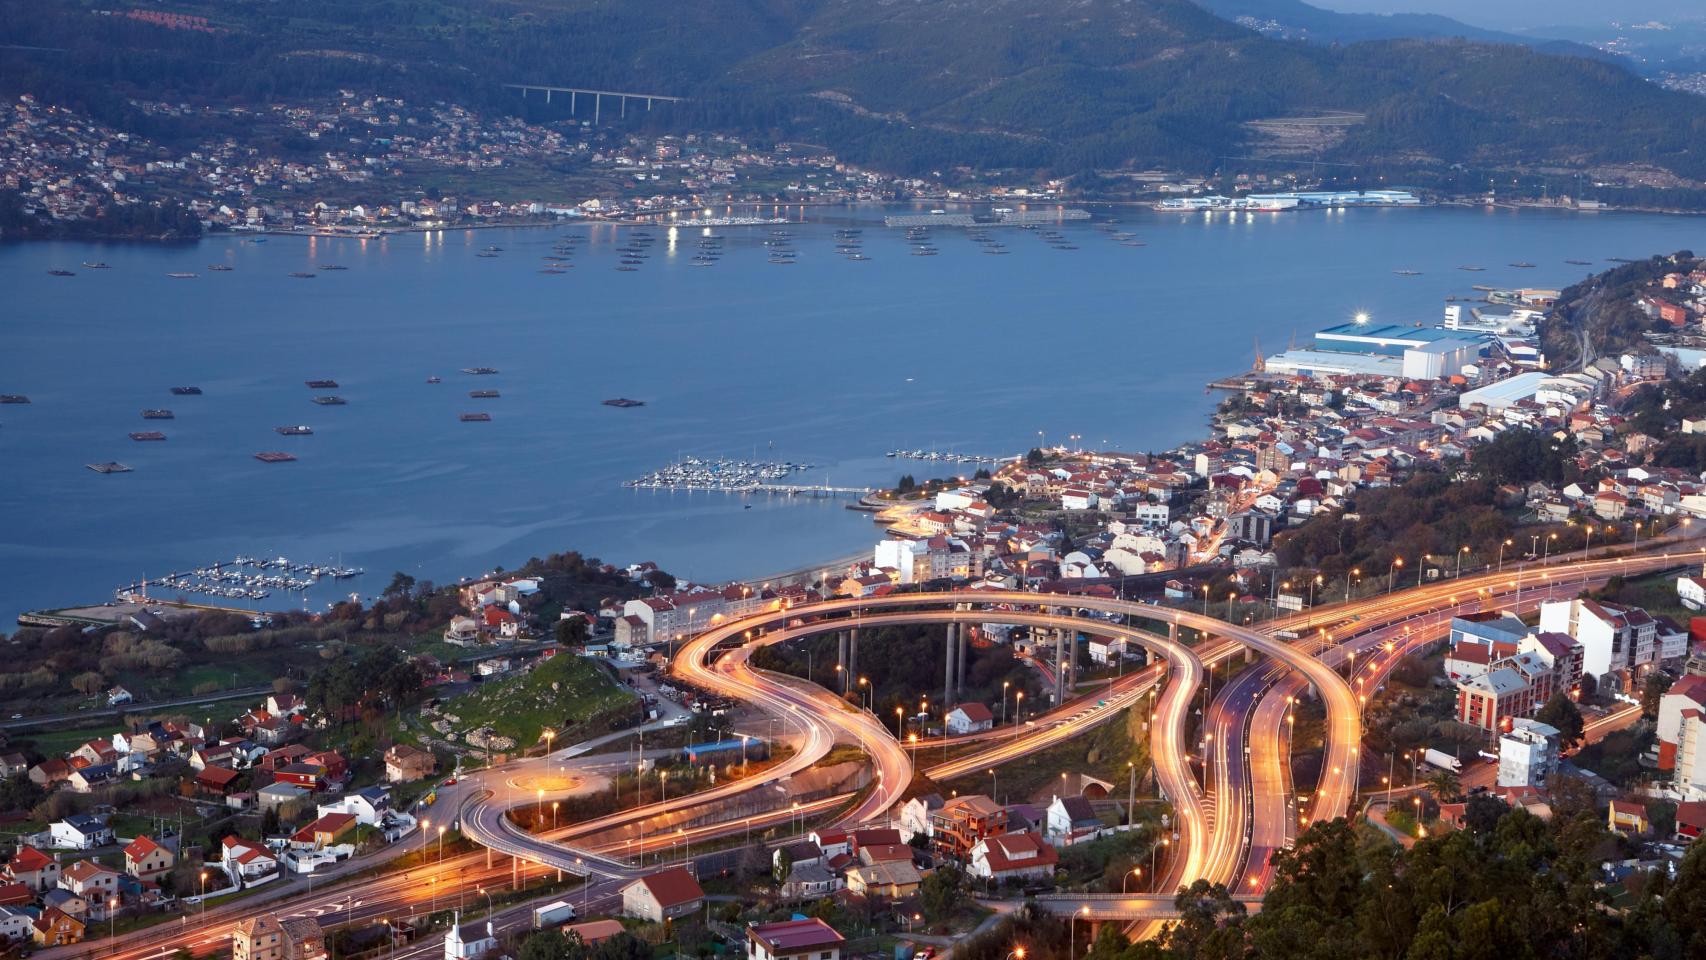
<box><xmin>626</xmin><ymin>456</ymin><xmax>816</xmax><ymax>491</ymax></box>
<box><xmin>886</xmin><ymin>449</ymin><xmax>1012</xmax><ymax>465</ymax></box>
<box><xmin>114</xmin><ymin>555</ymin><xmax>364</xmax><ymax>603</ymax></box>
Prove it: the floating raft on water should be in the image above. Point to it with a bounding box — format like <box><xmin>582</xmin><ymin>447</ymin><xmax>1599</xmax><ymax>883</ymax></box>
<box><xmin>460</xmin><ymin>412</ymin><xmax>492</xmax><ymax>422</ymax></box>
<box><xmin>305</xmin><ymin>379</ymin><xmax>339</xmax><ymax>389</ymax></box>
<box><xmin>87</xmin><ymin>462</ymin><xmax>132</xmax><ymax>474</ymax></box>
<box><xmin>602</xmin><ymin>398</ymin><xmax>645</xmax><ymax>408</ymax></box>
<box><xmin>130</xmin><ymin>432</ymin><xmax>167</xmax><ymax>441</ymax></box>
<box><xmin>254</xmin><ymin>452</ymin><xmax>297</xmax><ymax>463</ymax></box>
<box><xmin>469</xmin><ymin>389</ymin><xmax>500</xmax><ymax>399</ymax></box>
<box><xmin>141</xmin><ymin>409</ymin><xmax>174</xmax><ymax>420</ymax></box>
<box><xmin>171</xmin><ymin>386</ymin><xmax>203</xmax><ymax>395</ymax></box>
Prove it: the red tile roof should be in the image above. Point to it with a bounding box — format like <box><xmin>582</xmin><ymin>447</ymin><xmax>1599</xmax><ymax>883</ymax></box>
<box><xmin>632</xmin><ymin>867</ymin><xmax>702</xmax><ymax>909</ymax></box>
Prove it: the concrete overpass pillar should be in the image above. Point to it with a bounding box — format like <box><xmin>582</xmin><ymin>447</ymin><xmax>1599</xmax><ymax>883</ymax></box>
<box><xmin>849</xmin><ymin>628</ymin><xmax>859</xmax><ymax>687</ymax></box>
<box><xmin>838</xmin><ymin>631</ymin><xmax>849</xmax><ymax>693</ymax></box>
<box><xmin>1054</xmin><ymin>629</ymin><xmax>1066</xmax><ymax>704</ymax></box>
<box><xmin>956</xmin><ymin>615</ymin><xmax>968</xmax><ymax>698</ymax></box>
<box><xmin>1169</xmin><ymin>622</ymin><xmax>1178</xmax><ymax>642</ymax></box>
<box><xmin>945</xmin><ymin>624</ymin><xmax>957</xmax><ymax>708</ymax></box>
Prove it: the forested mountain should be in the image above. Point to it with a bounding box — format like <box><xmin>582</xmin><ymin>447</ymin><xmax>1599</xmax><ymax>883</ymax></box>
<box><xmin>4</xmin><ymin>0</ymin><xmax>1704</xmax><ymax>183</ymax></box>
<box><xmin>1189</xmin><ymin>0</ymin><xmax>1614</xmax><ymax>58</ymax></box>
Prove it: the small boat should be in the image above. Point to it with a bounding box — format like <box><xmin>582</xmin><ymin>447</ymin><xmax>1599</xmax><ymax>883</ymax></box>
<box><xmin>462</xmin><ymin>367</ymin><xmax>499</xmax><ymax>375</ymax></box>
<box><xmin>846</xmin><ymin>254</ymin><xmax>870</xmax><ymax>261</ymax></box>
<box><xmin>1510</xmin><ymin>262</ymin><xmax>1536</xmax><ymax>268</ymax></box>
<box><xmin>170</xmin><ymin>386</ymin><xmax>203</xmax><ymax>395</ymax></box>
<box><xmin>1393</xmin><ymin>270</ymin><xmax>1421</xmax><ymax>276</ymax></box>
<box><xmin>306</xmin><ymin>379</ymin><xmax>339</xmax><ymax>389</ymax></box>
<box><xmin>0</xmin><ymin>395</ymin><xmax>29</xmax><ymax>404</ymax></box>
<box><xmin>167</xmin><ymin>273</ymin><xmax>198</xmax><ymax>279</ymax></box>
<box><xmin>82</xmin><ymin>262</ymin><xmax>110</xmax><ymax>269</ymax></box>
<box><xmin>208</xmin><ymin>264</ymin><xmax>234</xmax><ymax>272</ymax></box>
<box><xmin>1457</xmin><ymin>266</ymin><xmax>1485</xmax><ymax>272</ymax></box>
<box><xmin>768</xmin><ymin>258</ymin><xmax>795</xmax><ymax>265</ymax></box>
<box><xmin>484</xmin><ymin>245</ymin><xmax>503</xmax><ymax>252</ymax></box>
<box><xmin>47</xmin><ymin>269</ymin><xmax>74</xmax><ymax>277</ymax></box>
<box><xmin>289</xmin><ymin>272</ymin><xmax>317</xmax><ymax>279</ymax></box>
<box><xmin>254</xmin><ymin>452</ymin><xmax>298</xmax><ymax>463</ymax></box>
<box><xmin>140</xmin><ymin>409</ymin><xmax>174</xmax><ymax>420</ymax></box>
<box><xmin>540</xmin><ymin>268</ymin><xmax>567</xmax><ymax>274</ymax></box>
<box><xmin>460</xmin><ymin>412</ymin><xmax>492</xmax><ymax>422</ymax></box>
<box><xmin>621</xmin><ymin>258</ymin><xmax>645</xmax><ymax>265</ymax></box>
<box><xmin>311</xmin><ymin>396</ymin><xmax>347</xmax><ymax>406</ymax></box>
<box><xmin>469</xmin><ymin>390</ymin><xmax>500</xmax><ymax>399</ymax></box>
<box><xmin>616</xmin><ymin>266</ymin><xmax>639</xmax><ymax>272</ymax></box>
<box><xmin>1566</xmin><ymin>259</ymin><xmax>1593</xmax><ymax>265</ymax></box>
<box><xmin>476</xmin><ymin>252</ymin><xmax>499</xmax><ymax>258</ymax></box>
<box><xmin>602</xmin><ymin>398</ymin><xmax>645</xmax><ymax>408</ymax></box>
<box><xmin>317</xmin><ymin>264</ymin><xmax>348</xmax><ymax>271</ymax></box>
<box><xmin>248</xmin><ymin>237</ymin><xmax>269</xmax><ymax>243</ymax></box>
<box><xmin>275</xmin><ymin>425</ymin><xmax>313</xmax><ymax>435</ymax></box>
<box><xmin>426</xmin><ymin>376</ymin><xmax>442</xmax><ymax>384</ymax></box>
<box><xmin>129</xmin><ymin>432</ymin><xmax>167</xmax><ymax>441</ymax></box>
<box><xmin>86</xmin><ymin>462</ymin><xmax>132</xmax><ymax>474</ymax></box>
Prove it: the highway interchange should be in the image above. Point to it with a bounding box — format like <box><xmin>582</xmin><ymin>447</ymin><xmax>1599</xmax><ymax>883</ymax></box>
<box><xmin>41</xmin><ymin>538</ymin><xmax>1705</xmax><ymax>959</ymax></box>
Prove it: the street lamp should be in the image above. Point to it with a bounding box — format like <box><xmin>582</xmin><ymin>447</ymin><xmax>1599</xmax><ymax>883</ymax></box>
<box><xmin>1498</xmin><ymin>538</ymin><xmax>1512</xmax><ymax>571</ymax></box>
<box><xmin>1456</xmin><ymin>545</ymin><xmax>1469</xmax><ymax>578</ymax></box>
<box><xmin>1388</xmin><ymin>557</ymin><xmax>1403</xmax><ymax>593</ymax></box>
<box><xmin>895</xmin><ymin>706</ymin><xmax>905</xmax><ymax>739</ymax></box>
<box><xmin>1125</xmin><ymin>866</ymin><xmax>1142</xmax><ymax>893</ymax></box>
<box><xmin>1002</xmin><ymin>680</ymin><xmax>1012</xmax><ymax>724</ymax></box>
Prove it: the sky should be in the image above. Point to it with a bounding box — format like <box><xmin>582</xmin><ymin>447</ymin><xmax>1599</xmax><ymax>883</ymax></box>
<box><xmin>1310</xmin><ymin>0</ymin><xmax>1706</xmax><ymax>30</ymax></box>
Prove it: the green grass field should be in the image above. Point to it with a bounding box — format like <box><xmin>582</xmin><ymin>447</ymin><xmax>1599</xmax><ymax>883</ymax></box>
<box><xmin>441</xmin><ymin>654</ymin><xmax>637</xmax><ymax>748</ymax></box>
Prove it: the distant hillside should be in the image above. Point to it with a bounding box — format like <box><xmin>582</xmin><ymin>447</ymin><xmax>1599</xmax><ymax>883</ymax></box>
<box><xmin>4</xmin><ymin>0</ymin><xmax>1705</xmax><ymax>184</ymax></box>
<box><xmin>1191</xmin><ymin>0</ymin><xmax>1616</xmax><ymax>60</ymax></box>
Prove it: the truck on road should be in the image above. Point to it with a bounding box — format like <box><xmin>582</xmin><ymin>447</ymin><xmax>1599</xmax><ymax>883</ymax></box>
<box><xmin>1423</xmin><ymin>748</ymin><xmax>1463</xmax><ymax>774</ymax></box>
<box><xmin>532</xmin><ymin>901</ymin><xmax>577</xmax><ymax>929</ymax></box>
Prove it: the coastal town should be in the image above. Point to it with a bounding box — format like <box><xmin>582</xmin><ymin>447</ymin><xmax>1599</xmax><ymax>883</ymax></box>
<box><xmin>6</xmin><ymin>247</ymin><xmax>1706</xmax><ymax>955</ymax></box>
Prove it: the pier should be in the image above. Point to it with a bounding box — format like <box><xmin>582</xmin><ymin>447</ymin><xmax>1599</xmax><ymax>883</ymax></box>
<box><xmin>884</xmin><ymin>208</ymin><xmax>1092</xmax><ymax>228</ymax></box>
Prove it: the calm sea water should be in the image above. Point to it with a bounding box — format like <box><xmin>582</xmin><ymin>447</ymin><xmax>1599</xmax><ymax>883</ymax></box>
<box><xmin>1</xmin><ymin>204</ymin><xmax>1700</xmax><ymax>620</ymax></box>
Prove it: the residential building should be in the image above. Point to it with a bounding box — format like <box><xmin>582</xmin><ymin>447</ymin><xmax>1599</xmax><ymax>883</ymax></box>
<box><xmin>746</xmin><ymin>918</ymin><xmax>844</xmax><ymax>960</ymax></box>
<box><xmin>1658</xmin><ymin>675</ymin><xmax>1706</xmax><ymax>800</ymax></box>
<box><xmin>1497</xmin><ymin>719</ymin><xmax>1560</xmax><ymax>789</ymax></box>
<box><xmin>930</xmin><ymin>794</ymin><xmax>1007</xmax><ymax>862</ymax></box>
<box><xmin>32</xmin><ymin>907</ymin><xmax>84</xmax><ymax>946</ymax></box>
<box><xmin>1539</xmin><ymin>598</ymin><xmax>1659</xmax><ymax>688</ymax></box>
<box><xmin>620</xmin><ymin>867</ymin><xmax>703</xmax><ymax>923</ymax></box>
<box><xmin>845</xmin><ymin>860</ymin><xmax>923</xmax><ymax>900</ymax></box>
<box><xmin>123</xmin><ymin>835</ymin><xmax>175</xmax><ymax>881</ymax></box>
<box><xmin>778</xmin><ymin>861</ymin><xmax>840</xmax><ymax>901</ymax></box>
<box><xmin>1609</xmin><ymin>800</ymin><xmax>1649</xmax><ymax>836</ymax></box>
<box><xmin>1455</xmin><ymin>651</ymin><xmax>1554</xmax><ymax>733</ymax></box>
<box><xmin>50</xmin><ymin>814</ymin><xmax>113</xmax><ymax>850</ymax></box>
<box><xmin>445</xmin><ymin>915</ymin><xmax>497</xmax><ymax>960</ymax></box>
<box><xmin>897</xmin><ymin>793</ymin><xmax>943</xmax><ymax>844</ymax></box>
<box><xmin>222</xmin><ymin>837</ymin><xmax>280</xmax><ymax>883</ymax></box>
<box><xmin>1045</xmin><ymin>794</ymin><xmax>1103</xmax><ymax>846</ymax></box>
<box><xmin>0</xmin><ymin>905</ymin><xmax>33</xmax><ymax>942</ymax></box>
<box><xmin>966</xmin><ymin>830</ymin><xmax>1060</xmax><ymax>883</ymax></box>
<box><xmin>287</xmin><ymin>812</ymin><xmax>358</xmax><ymax>851</ymax></box>
<box><xmin>5</xmin><ymin>845</ymin><xmax>61</xmax><ymax>891</ymax></box>
<box><xmin>384</xmin><ymin>744</ymin><xmax>436</xmax><ymax>784</ymax></box>
<box><xmin>232</xmin><ymin>914</ymin><xmax>326</xmax><ymax>960</ymax></box>
<box><xmin>59</xmin><ymin>861</ymin><xmax>120</xmax><ymax>901</ymax></box>
<box><xmin>945</xmin><ymin>703</ymin><xmax>995</xmax><ymax>735</ymax></box>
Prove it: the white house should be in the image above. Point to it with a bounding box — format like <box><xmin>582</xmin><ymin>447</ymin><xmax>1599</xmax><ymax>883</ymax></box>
<box><xmin>49</xmin><ymin>815</ymin><xmax>113</xmax><ymax>850</ymax></box>
<box><xmin>1045</xmin><ymin>795</ymin><xmax>1103</xmax><ymax>846</ymax></box>
<box><xmin>1538</xmin><ymin>598</ymin><xmax>1658</xmax><ymax>686</ymax></box>
<box><xmin>316</xmin><ymin>787</ymin><xmax>392</xmax><ymax>827</ymax></box>
<box><xmin>221</xmin><ymin>837</ymin><xmax>280</xmax><ymax>884</ymax></box>
<box><xmin>746</xmin><ymin>919</ymin><xmax>844</xmax><ymax>960</ymax></box>
<box><xmin>0</xmin><ymin>905</ymin><xmax>34</xmax><ymax>942</ymax></box>
<box><xmin>945</xmin><ymin>703</ymin><xmax>995</xmax><ymax>736</ymax></box>
<box><xmin>897</xmin><ymin>794</ymin><xmax>943</xmax><ymax>844</ymax></box>
<box><xmin>1497</xmin><ymin>719</ymin><xmax>1560</xmax><ymax>789</ymax></box>
<box><xmin>445</xmin><ymin>915</ymin><xmax>497</xmax><ymax>960</ymax></box>
<box><xmin>967</xmin><ymin>831</ymin><xmax>1060</xmax><ymax>882</ymax></box>
<box><xmin>1680</xmin><ymin>576</ymin><xmax>1706</xmax><ymax>611</ymax></box>
<box><xmin>620</xmin><ymin>868</ymin><xmax>703</xmax><ymax>923</ymax></box>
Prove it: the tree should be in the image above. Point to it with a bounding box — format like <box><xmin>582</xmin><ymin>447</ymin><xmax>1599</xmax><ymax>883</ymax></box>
<box><xmin>384</xmin><ymin>572</ymin><xmax>417</xmax><ymax>598</ymax></box>
<box><xmin>1642</xmin><ymin>672</ymin><xmax>1675</xmax><ymax>720</ymax></box>
<box><xmin>773</xmin><ymin>846</ymin><xmax>793</xmax><ymax>885</ymax></box>
<box><xmin>649</xmin><ymin>570</ymin><xmax>677</xmax><ymax>591</ymax></box>
<box><xmin>920</xmin><ymin>865</ymin><xmax>965</xmax><ymax>923</ymax></box>
<box><xmin>70</xmin><ymin>671</ymin><xmax>105</xmax><ymax>695</ymax></box>
<box><xmin>1535</xmin><ymin>692</ymin><xmax>1585</xmax><ymax>750</ymax></box>
<box><xmin>555</xmin><ymin>617</ymin><xmax>589</xmax><ymax>646</ymax></box>
<box><xmin>518</xmin><ymin>931</ymin><xmax>585</xmax><ymax>960</ymax></box>
<box><xmin>1425</xmin><ymin>770</ymin><xmax>1462</xmax><ymax>803</ymax></box>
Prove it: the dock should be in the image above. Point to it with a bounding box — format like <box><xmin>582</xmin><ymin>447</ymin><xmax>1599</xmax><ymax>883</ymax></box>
<box><xmin>884</xmin><ymin>208</ymin><xmax>1092</xmax><ymax>228</ymax></box>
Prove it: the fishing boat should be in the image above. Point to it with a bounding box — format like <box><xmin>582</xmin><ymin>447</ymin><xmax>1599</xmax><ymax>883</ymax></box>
<box><xmin>276</xmin><ymin>425</ymin><xmax>313</xmax><ymax>436</ymax></box>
